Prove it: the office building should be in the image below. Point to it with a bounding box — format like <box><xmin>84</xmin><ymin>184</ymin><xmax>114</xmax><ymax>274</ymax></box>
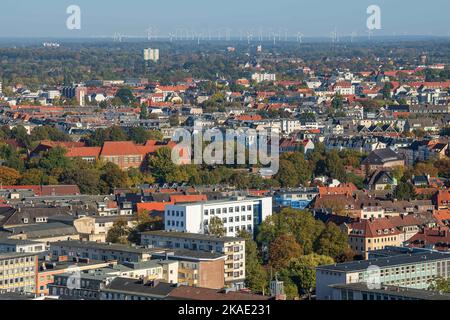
<box><xmin>316</xmin><ymin>252</ymin><xmax>450</xmax><ymax>300</ymax></box>
<box><xmin>164</xmin><ymin>196</ymin><xmax>272</xmax><ymax>237</ymax></box>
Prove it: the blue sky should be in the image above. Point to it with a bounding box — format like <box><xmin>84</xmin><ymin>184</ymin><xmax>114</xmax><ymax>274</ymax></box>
<box><xmin>0</xmin><ymin>0</ymin><xmax>449</xmax><ymax>38</ymax></box>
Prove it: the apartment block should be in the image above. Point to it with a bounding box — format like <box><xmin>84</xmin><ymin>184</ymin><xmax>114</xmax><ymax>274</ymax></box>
<box><xmin>0</xmin><ymin>252</ymin><xmax>38</xmax><ymax>294</ymax></box>
<box><xmin>164</xmin><ymin>196</ymin><xmax>272</xmax><ymax>237</ymax></box>
<box><xmin>141</xmin><ymin>231</ymin><xmax>246</xmax><ymax>288</ymax></box>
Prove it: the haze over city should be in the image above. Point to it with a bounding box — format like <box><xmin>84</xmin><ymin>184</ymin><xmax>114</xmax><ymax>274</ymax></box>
<box><xmin>1</xmin><ymin>0</ymin><xmax>450</xmax><ymax>38</ymax></box>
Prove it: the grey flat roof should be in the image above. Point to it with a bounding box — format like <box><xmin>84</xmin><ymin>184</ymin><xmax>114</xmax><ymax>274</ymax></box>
<box><xmin>170</xmin><ymin>197</ymin><xmax>269</xmax><ymax>207</ymax></box>
<box><xmin>152</xmin><ymin>249</ymin><xmax>226</xmax><ymax>261</ymax></box>
<box><xmin>141</xmin><ymin>230</ymin><xmax>243</xmax><ymax>242</ymax></box>
<box><xmin>317</xmin><ymin>252</ymin><xmax>450</xmax><ymax>273</ymax></box>
<box><xmin>0</xmin><ymin>252</ymin><xmax>37</xmax><ymax>260</ymax></box>
<box><xmin>330</xmin><ymin>282</ymin><xmax>450</xmax><ymax>300</ymax></box>
<box><xmin>104</xmin><ymin>277</ymin><xmax>175</xmax><ymax>297</ymax></box>
<box><xmin>0</xmin><ymin>238</ymin><xmax>45</xmax><ymax>246</ymax></box>
<box><xmin>50</xmin><ymin>241</ymin><xmax>155</xmax><ymax>254</ymax></box>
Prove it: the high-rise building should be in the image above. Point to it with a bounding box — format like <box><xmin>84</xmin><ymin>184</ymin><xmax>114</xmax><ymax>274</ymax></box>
<box><xmin>143</xmin><ymin>48</ymin><xmax>159</xmax><ymax>62</ymax></box>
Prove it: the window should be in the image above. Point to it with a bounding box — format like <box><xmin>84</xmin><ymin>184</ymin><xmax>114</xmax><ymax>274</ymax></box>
<box><xmin>235</xmin><ymin>206</ymin><xmax>240</xmax><ymax>212</ymax></box>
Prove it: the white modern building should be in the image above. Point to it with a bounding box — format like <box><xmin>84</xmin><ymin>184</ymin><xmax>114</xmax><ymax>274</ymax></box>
<box><xmin>144</xmin><ymin>48</ymin><xmax>159</xmax><ymax>62</ymax></box>
<box><xmin>164</xmin><ymin>197</ymin><xmax>273</xmax><ymax>237</ymax></box>
<box><xmin>251</xmin><ymin>73</ymin><xmax>276</xmax><ymax>83</ymax></box>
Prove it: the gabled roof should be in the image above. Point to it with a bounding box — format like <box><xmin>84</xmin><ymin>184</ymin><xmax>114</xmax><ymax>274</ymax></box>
<box><xmin>100</xmin><ymin>141</ymin><xmax>142</xmax><ymax>156</ymax></box>
<box><xmin>349</xmin><ymin>218</ymin><xmax>401</xmax><ymax>238</ymax></box>
<box><xmin>66</xmin><ymin>147</ymin><xmax>101</xmax><ymax>158</ymax></box>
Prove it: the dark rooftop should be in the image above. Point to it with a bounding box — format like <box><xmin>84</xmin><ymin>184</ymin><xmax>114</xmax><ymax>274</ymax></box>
<box><xmin>317</xmin><ymin>251</ymin><xmax>450</xmax><ymax>272</ymax></box>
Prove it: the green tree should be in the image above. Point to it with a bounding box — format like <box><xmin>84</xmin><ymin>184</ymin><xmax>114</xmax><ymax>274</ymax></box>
<box><xmin>59</xmin><ymin>159</ymin><xmax>101</xmax><ymax>194</ymax></box>
<box><xmin>207</xmin><ymin>216</ymin><xmax>226</xmax><ymax>237</ymax></box>
<box><xmin>19</xmin><ymin>168</ymin><xmax>45</xmax><ymax>185</ymax></box>
<box><xmin>146</xmin><ymin>147</ymin><xmax>178</xmax><ymax>183</ymax></box>
<box><xmin>279</xmin><ymin>254</ymin><xmax>334</xmax><ymax>299</ymax></box>
<box><xmin>257</xmin><ymin>208</ymin><xmax>325</xmax><ymax>255</ymax></box>
<box><xmin>140</xmin><ymin>104</ymin><xmax>148</xmax><ymax>120</ymax></box>
<box><xmin>274</xmin><ymin>159</ymin><xmax>300</xmax><ymax>187</ymax></box>
<box><xmin>325</xmin><ymin>150</ymin><xmax>347</xmax><ymax>182</ymax></box>
<box><xmin>393</xmin><ymin>182</ymin><xmax>417</xmax><ymax>200</ymax></box>
<box><xmin>115</xmin><ymin>88</ymin><xmax>135</xmax><ymax>105</ymax></box>
<box><xmin>237</xmin><ymin>230</ymin><xmax>269</xmax><ymax>294</ymax></box>
<box><xmin>99</xmin><ymin>162</ymin><xmax>128</xmax><ymax>194</ymax></box>
<box><xmin>106</xmin><ymin>219</ymin><xmax>131</xmax><ymax>244</ymax></box>
<box><xmin>428</xmin><ymin>277</ymin><xmax>450</xmax><ymax>293</ymax></box>
<box><xmin>381</xmin><ymin>82</ymin><xmax>393</xmax><ymax>100</ymax></box>
<box><xmin>314</xmin><ymin>223</ymin><xmax>352</xmax><ymax>261</ymax></box>
<box><xmin>128</xmin><ymin>127</ymin><xmax>150</xmax><ymax>144</ymax></box>
<box><xmin>129</xmin><ymin>211</ymin><xmax>164</xmax><ymax>244</ymax></box>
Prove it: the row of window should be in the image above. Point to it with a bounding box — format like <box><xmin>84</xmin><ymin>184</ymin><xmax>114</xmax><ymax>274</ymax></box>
<box><xmin>166</xmin><ymin>220</ymin><xmax>184</xmax><ymax>228</ymax></box>
<box><xmin>0</xmin><ymin>277</ymin><xmax>34</xmax><ymax>286</ymax></box>
<box><xmin>0</xmin><ymin>257</ymin><xmax>35</xmax><ymax>266</ymax></box>
<box><xmin>167</xmin><ymin>211</ymin><xmax>184</xmax><ymax>217</ymax></box>
<box><xmin>204</xmin><ymin>205</ymin><xmax>252</xmax><ymax>216</ymax></box>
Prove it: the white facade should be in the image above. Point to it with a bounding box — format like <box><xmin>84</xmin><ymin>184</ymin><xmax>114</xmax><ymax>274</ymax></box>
<box><xmin>281</xmin><ymin>119</ymin><xmax>301</xmax><ymax>134</ymax></box>
<box><xmin>0</xmin><ymin>240</ymin><xmax>46</xmax><ymax>254</ymax></box>
<box><xmin>144</xmin><ymin>48</ymin><xmax>159</xmax><ymax>62</ymax></box>
<box><xmin>164</xmin><ymin>197</ymin><xmax>273</xmax><ymax>237</ymax></box>
<box><xmin>251</xmin><ymin>73</ymin><xmax>276</xmax><ymax>83</ymax></box>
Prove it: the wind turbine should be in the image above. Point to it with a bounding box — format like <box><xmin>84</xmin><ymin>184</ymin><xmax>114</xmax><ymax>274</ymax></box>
<box><xmin>246</xmin><ymin>31</ymin><xmax>253</xmax><ymax>44</ymax></box>
<box><xmin>367</xmin><ymin>29</ymin><xmax>373</xmax><ymax>41</ymax></box>
<box><xmin>168</xmin><ymin>32</ymin><xmax>175</xmax><ymax>42</ymax></box>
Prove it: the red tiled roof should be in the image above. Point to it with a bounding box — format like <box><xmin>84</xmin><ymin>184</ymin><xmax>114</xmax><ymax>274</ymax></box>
<box><xmin>350</xmin><ymin>218</ymin><xmax>401</xmax><ymax>238</ymax></box>
<box><xmin>169</xmin><ymin>194</ymin><xmax>207</xmax><ymax>203</ymax></box>
<box><xmin>136</xmin><ymin>202</ymin><xmax>170</xmax><ymax>212</ymax></box>
<box><xmin>234</xmin><ymin>114</ymin><xmax>263</xmax><ymax>121</ymax></box>
<box><xmin>407</xmin><ymin>227</ymin><xmax>450</xmax><ymax>251</ymax></box>
<box><xmin>318</xmin><ymin>183</ymin><xmax>358</xmax><ymax>196</ymax></box>
<box><xmin>100</xmin><ymin>141</ymin><xmax>142</xmax><ymax>156</ymax></box>
<box><xmin>66</xmin><ymin>147</ymin><xmax>101</xmax><ymax>158</ymax></box>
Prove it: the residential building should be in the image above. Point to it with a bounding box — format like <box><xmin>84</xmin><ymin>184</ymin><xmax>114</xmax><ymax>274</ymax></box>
<box><xmin>0</xmin><ymin>252</ymin><xmax>38</xmax><ymax>294</ymax></box>
<box><xmin>346</xmin><ymin>218</ymin><xmax>403</xmax><ymax>259</ymax></box>
<box><xmin>141</xmin><ymin>231</ymin><xmax>245</xmax><ymax>288</ymax></box>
